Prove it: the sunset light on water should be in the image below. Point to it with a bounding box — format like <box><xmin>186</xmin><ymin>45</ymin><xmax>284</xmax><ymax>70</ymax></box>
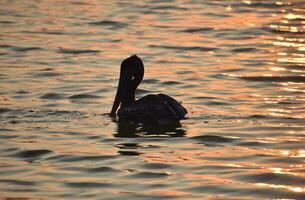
<box><xmin>0</xmin><ymin>0</ymin><xmax>304</xmax><ymax>199</ymax></box>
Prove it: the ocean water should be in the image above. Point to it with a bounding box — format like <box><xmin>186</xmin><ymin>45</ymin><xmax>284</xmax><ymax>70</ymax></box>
<box><xmin>0</xmin><ymin>0</ymin><xmax>304</xmax><ymax>199</ymax></box>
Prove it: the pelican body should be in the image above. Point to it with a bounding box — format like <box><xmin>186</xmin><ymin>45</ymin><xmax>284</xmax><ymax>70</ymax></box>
<box><xmin>111</xmin><ymin>55</ymin><xmax>187</xmax><ymax>121</ymax></box>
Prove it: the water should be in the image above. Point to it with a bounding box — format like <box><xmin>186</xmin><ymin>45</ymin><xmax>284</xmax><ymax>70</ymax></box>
<box><xmin>0</xmin><ymin>0</ymin><xmax>304</xmax><ymax>199</ymax></box>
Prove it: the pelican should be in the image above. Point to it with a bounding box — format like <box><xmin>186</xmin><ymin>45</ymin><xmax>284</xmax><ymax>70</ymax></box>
<box><xmin>110</xmin><ymin>55</ymin><xmax>187</xmax><ymax>121</ymax></box>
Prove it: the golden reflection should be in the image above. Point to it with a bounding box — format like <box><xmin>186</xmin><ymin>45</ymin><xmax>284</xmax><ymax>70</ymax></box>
<box><xmin>284</xmin><ymin>13</ymin><xmax>305</xmax><ymax>20</ymax></box>
<box><xmin>275</xmin><ymin>1</ymin><xmax>288</xmax><ymax>6</ymax></box>
<box><xmin>277</xmin><ymin>52</ymin><xmax>287</xmax><ymax>56</ymax></box>
<box><xmin>256</xmin><ymin>183</ymin><xmax>305</xmax><ymax>193</ymax></box>
<box><xmin>280</xmin><ymin>150</ymin><xmax>305</xmax><ymax>158</ymax></box>
<box><xmin>243</xmin><ymin>0</ymin><xmax>252</xmax><ymax>5</ymax></box>
<box><xmin>269</xmin><ymin>108</ymin><xmax>292</xmax><ymax>115</ymax></box>
<box><xmin>299</xmin><ymin>47</ymin><xmax>305</xmax><ymax>51</ymax></box>
<box><xmin>283</xmin><ymin>87</ymin><xmax>305</xmax><ymax>93</ymax></box>
<box><xmin>269</xmin><ymin>67</ymin><xmax>286</xmax><ymax>71</ymax></box>
<box><xmin>269</xmin><ymin>24</ymin><xmax>304</xmax><ymax>33</ymax></box>
<box><xmin>269</xmin><ymin>167</ymin><xmax>297</xmax><ymax>176</ymax></box>
<box><xmin>276</xmin><ymin>36</ymin><xmax>305</xmax><ymax>43</ymax></box>
<box><xmin>226</xmin><ymin>6</ymin><xmax>232</xmax><ymax>11</ymax></box>
<box><xmin>272</xmin><ymin>41</ymin><xmax>304</xmax><ymax>47</ymax></box>
<box><xmin>226</xmin><ymin>163</ymin><xmax>244</xmax><ymax>168</ymax></box>
<box><xmin>264</xmin><ymin>2</ymin><xmax>305</xmax><ymax>120</ymax></box>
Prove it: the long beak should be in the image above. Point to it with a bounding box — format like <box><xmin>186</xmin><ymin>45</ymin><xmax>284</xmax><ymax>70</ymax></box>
<box><xmin>110</xmin><ymin>75</ymin><xmax>127</xmax><ymax>116</ymax></box>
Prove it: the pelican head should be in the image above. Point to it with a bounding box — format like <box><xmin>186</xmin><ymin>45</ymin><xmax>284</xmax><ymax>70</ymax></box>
<box><xmin>110</xmin><ymin>55</ymin><xmax>144</xmax><ymax>116</ymax></box>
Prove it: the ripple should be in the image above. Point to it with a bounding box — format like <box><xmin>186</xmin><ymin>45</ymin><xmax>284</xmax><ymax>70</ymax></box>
<box><xmin>162</xmin><ymin>81</ymin><xmax>182</xmax><ymax>85</ymax></box>
<box><xmin>65</xmin><ymin>181</ymin><xmax>112</xmax><ymax>188</ymax></box>
<box><xmin>149</xmin><ymin>44</ymin><xmax>218</xmax><ymax>52</ymax></box>
<box><xmin>38</xmin><ymin>68</ymin><xmax>54</xmax><ymax>71</ymax></box>
<box><xmin>185</xmin><ymin>183</ymin><xmax>300</xmax><ymax>199</ymax></box>
<box><xmin>191</xmin><ymin>135</ymin><xmax>236</xmax><ymax>143</ymax></box>
<box><xmin>181</xmin><ymin>27</ymin><xmax>214</xmax><ymax>33</ymax></box>
<box><xmin>192</xmin><ymin>96</ymin><xmax>215</xmax><ymax>100</ymax></box>
<box><xmin>12</xmin><ymin>149</ymin><xmax>52</xmax><ymax>159</ymax></box>
<box><xmin>94</xmin><ymin>88</ymin><xmax>110</xmax><ymax>93</ymax></box>
<box><xmin>0</xmin><ymin>135</ymin><xmax>18</xmax><ymax>139</ymax></box>
<box><xmin>135</xmin><ymin>89</ymin><xmax>154</xmax><ymax>95</ymax></box>
<box><xmin>86</xmin><ymin>166</ymin><xmax>121</xmax><ymax>173</ymax></box>
<box><xmin>23</xmin><ymin>30</ymin><xmax>65</xmax><ymax>35</ymax></box>
<box><xmin>0</xmin><ymin>108</ymin><xmax>12</xmax><ymax>114</ymax></box>
<box><xmin>142</xmin><ymin>78</ymin><xmax>160</xmax><ymax>84</ymax></box>
<box><xmin>237</xmin><ymin>141</ymin><xmax>265</xmax><ymax>147</ymax></box>
<box><xmin>0</xmin><ymin>179</ymin><xmax>37</xmax><ymax>186</ymax></box>
<box><xmin>0</xmin><ymin>128</ymin><xmax>15</xmax><ymax>132</ymax></box>
<box><xmin>250</xmin><ymin>114</ymin><xmax>267</xmax><ymax>119</ymax></box>
<box><xmin>0</xmin><ymin>44</ymin><xmax>12</xmax><ymax>48</ymax></box>
<box><xmin>237</xmin><ymin>172</ymin><xmax>305</xmax><ymax>186</ymax></box>
<box><xmin>40</xmin><ymin>93</ymin><xmax>66</xmax><ymax>99</ymax></box>
<box><xmin>88</xmin><ymin>20</ymin><xmax>128</xmax><ymax>29</ymax></box>
<box><xmin>46</xmin><ymin>110</ymin><xmax>75</xmax><ymax>116</ymax></box>
<box><xmin>58</xmin><ymin>49</ymin><xmax>100</xmax><ymax>54</ymax></box>
<box><xmin>46</xmin><ymin>154</ymin><xmax>116</xmax><ymax>162</ymax></box>
<box><xmin>239</xmin><ymin>75</ymin><xmax>305</xmax><ymax>83</ymax></box>
<box><xmin>15</xmin><ymin>90</ymin><xmax>29</xmax><ymax>94</ymax></box>
<box><xmin>141</xmin><ymin>163</ymin><xmax>171</xmax><ymax>170</ymax></box>
<box><xmin>12</xmin><ymin>46</ymin><xmax>43</xmax><ymax>52</ymax></box>
<box><xmin>150</xmin><ymin>5</ymin><xmax>188</xmax><ymax>11</ymax></box>
<box><xmin>118</xmin><ymin>150</ymin><xmax>143</xmax><ymax>156</ymax></box>
<box><xmin>0</xmin><ymin>20</ymin><xmax>14</xmax><ymax>24</ymax></box>
<box><xmin>263</xmin><ymin>156</ymin><xmax>304</xmax><ymax>164</ymax></box>
<box><xmin>206</xmin><ymin>101</ymin><xmax>232</xmax><ymax>106</ymax></box>
<box><xmin>131</xmin><ymin>171</ymin><xmax>170</xmax><ymax>179</ymax></box>
<box><xmin>68</xmin><ymin>94</ymin><xmax>100</xmax><ymax>99</ymax></box>
<box><xmin>231</xmin><ymin>47</ymin><xmax>260</xmax><ymax>53</ymax></box>
<box><xmin>34</xmin><ymin>72</ymin><xmax>63</xmax><ymax>77</ymax></box>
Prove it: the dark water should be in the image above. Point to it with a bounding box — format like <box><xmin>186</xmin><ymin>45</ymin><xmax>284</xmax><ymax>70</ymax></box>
<box><xmin>0</xmin><ymin>0</ymin><xmax>305</xmax><ymax>199</ymax></box>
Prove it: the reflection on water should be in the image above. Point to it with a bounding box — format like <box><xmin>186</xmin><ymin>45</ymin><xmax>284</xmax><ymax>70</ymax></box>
<box><xmin>115</xmin><ymin>120</ymin><xmax>186</xmax><ymax>138</ymax></box>
<box><xmin>0</xmin><ymin>0</ymin><xmax>305</xmax><ymax>199</ymax></box>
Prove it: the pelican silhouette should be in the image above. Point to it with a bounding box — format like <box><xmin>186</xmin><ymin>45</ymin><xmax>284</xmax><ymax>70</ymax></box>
<box><xmin>110</xmin><ymin>55</ymin><xmax>187</xmax><ymax>121</ymax></box>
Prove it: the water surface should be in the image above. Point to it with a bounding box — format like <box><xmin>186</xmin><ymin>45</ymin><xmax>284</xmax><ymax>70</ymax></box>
<box><xmin>0</xmin><ymin>0</ymin><xmax>304</xmax><ymax>199</ymax></box>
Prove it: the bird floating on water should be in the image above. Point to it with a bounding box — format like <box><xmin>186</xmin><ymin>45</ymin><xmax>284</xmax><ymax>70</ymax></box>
<box><xmin>110</xmin><ymin>55</ymin><xmax>187</xmax><ymax>121</ymax></box>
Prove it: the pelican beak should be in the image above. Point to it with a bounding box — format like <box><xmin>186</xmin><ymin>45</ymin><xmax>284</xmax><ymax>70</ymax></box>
<box><xmin>110</xmin><ymin>74</ymin><xmax>127</xmax><ymax>116</ymax></box>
